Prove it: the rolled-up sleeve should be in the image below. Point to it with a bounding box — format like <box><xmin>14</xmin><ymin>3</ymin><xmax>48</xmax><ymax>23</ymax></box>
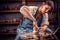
<box><xmin>41</xmin><ymin>13</ymin><xmax>49</xmax><ymax>26</ymax></box>
<box><xmin>20</xmin><ymin>6</ymin><xmax>28</xmax><ymax>13</ymax></box>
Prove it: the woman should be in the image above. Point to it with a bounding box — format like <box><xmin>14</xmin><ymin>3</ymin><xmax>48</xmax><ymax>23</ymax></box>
<box><xmin>15</xmin><ymin>1</ymin><xmax>54</xmax><ymax>40</ymax></box>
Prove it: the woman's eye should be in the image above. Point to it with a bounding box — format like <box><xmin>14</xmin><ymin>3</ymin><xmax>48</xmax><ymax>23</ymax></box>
<box><xmin>46</xmin><ymin>8</ymin><xmax>48</xmax><ymax>10</ymax></box>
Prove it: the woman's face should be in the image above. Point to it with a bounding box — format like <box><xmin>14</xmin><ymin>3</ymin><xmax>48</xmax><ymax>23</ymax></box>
<box><xmin>39</xmin><ymin>5</ymin><xmax>51</xmax><ymax>13</ymax></box>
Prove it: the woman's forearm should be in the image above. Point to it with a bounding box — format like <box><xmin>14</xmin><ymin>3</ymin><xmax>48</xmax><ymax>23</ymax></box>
<box><xmin>40</xmin><ymin>24</ymin><xmax>48</xmax><ymax>31</ymax></box>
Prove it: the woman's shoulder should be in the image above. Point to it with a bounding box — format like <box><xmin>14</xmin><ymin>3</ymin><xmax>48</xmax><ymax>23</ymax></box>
<box><xmin>20</xmin><ymin>6</ymin><xmax>29</xmax><ymax>13</ymax></box>
<box><xmin>20</xmin><ymin>6</ymin><xmax>28</xmax><ymax>10</ymax></box>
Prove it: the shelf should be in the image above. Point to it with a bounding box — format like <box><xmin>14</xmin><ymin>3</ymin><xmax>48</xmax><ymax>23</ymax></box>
<box><xmin>0</xmin><ymin>10</ymin><xmax>20</xmax><ymax>12</ymax></box>
<box><xmin>0</xmin><ymin>20</ymin><xmax>21</xmax><ymax>24</ymax></box>
<box><xmin>0</xmin><ymin>22</ymin><xmax>20</xmax><ymax>24</ymax></box>
<box><xmin>0</xmin><ymin>32</ymin><xmax>16</xmax><ymax>35</ymax></box>
<box><xmin>0</xmin><ymin>29</ymin><xmax>16</xmax><ymax>35</ymax></box>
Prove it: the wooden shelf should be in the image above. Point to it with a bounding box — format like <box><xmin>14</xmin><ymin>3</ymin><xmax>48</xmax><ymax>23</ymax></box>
<box><xmin>0</xmin><ymin>32</ymin><xmax>16</xmax><ymax>35</ymax></box>
<box><xmin>0</xmin><ymin>22</ymin><xmax>20</xmax><ymax>24</ymax></box>
<box><xmin>0</xmin><ymin>20</ymin><xmax>21</xmax><ymax>24</ymax></box>
<box><xmin>0</xmin><ymin>10</ymin><xmax>20</xmax><ymax>12</ymax></box>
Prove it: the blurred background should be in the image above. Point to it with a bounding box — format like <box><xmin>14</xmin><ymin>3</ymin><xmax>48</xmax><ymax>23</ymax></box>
<box><xmin>0</xmin><ymin>0</ymin><xmax>59</xmax><ymax>40</ymax></box>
